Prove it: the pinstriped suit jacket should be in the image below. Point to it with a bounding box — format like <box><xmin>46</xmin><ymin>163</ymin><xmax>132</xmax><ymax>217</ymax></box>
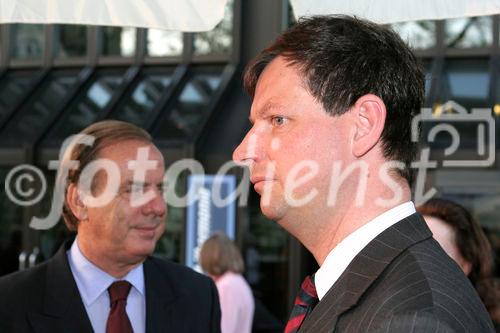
<box><xmin>299</xmin><ymin>213</ymin><xmax>495</xmax><ymax>333</ymax></box>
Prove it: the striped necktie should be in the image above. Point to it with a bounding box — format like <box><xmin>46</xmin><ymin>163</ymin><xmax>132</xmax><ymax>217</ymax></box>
<box><xmin>285</xmin><ymin>275</ymin><xmax>319</xmax><ymax>333</ymax></box>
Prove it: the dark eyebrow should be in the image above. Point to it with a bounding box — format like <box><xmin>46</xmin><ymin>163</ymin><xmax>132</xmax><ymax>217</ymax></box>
<box><xmin>249</xmin><ymin>101</ymin><xmax>283</xmax><ymax>124</ymax></box>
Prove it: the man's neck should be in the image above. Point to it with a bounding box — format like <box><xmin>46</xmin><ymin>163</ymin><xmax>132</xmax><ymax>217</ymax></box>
<box><xmin>298</xmin><ymin>184</ymin><xmax>412</xmax><ymax>266</ymax></box>
<box><xmin>76</xmin><ymin>237</ymin><xmax>143</xmax><ymax>279</ymax></box>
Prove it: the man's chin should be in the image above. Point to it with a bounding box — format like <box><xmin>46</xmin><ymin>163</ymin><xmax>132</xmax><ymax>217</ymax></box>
<box><xmin>260</xmin><ymin>200</ymin><xmax>287</xmax><ymax>222</ymax></box>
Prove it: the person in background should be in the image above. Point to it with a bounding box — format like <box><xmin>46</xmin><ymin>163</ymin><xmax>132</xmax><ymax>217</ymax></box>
<box><xmin>417</xmin><ymin>198</ymin><xmax>500</xmax><ymax>330</ymax></box>
<box><xmin>200</xmin><ymin>233</ymin><xmax>255</xmax><ymax>333</ymax></box>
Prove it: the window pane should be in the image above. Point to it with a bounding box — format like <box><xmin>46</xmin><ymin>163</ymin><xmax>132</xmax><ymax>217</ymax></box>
<box><xmin>101</xmin><ymin>27</ymin><xmax>136</xmax><ymax>57</ymax></box>
<box><xmin>423</xmin><ymin>59</ymin><xmax>491</xmax><ymax>150</ymax></box>
<box><xmin>438</xmin><ymin>59</ymin><xmax>490</xmax><ymax>107</ymax></box>
<box><xmin>147</xmin><ymin>29</ymin><xmax>183</xmax><ymax>57</ymax></box>
<box><xmin>0</xmin><ymin>70</ymin><xmax>41</xmax><ymax>123</ymax></box>
<box><xmin>154</xmin><ymin>67</ymin><xmax>224</xmax><ymax>140</ymax></box>
<box><xmin>391</xmin><ymin>21</ymin><xmax>435</xmax><ymax>50</ymax></box>
<box><xmin>109</xmin><ymin>69</ymin><xmax>174</xmax><ymax>128</ymax></box>
<box><xmin>55</xmin><ymin>25</ymin><xmax>87</xmax><ymax>58</ymax></box>
<box><xmin>10</xmin><ymin>24</ymin><xmax>44</xmax><ymax>60</ymax></box>
<box><xmin>0</xmin><ymin>71</ymin><xmax>80</xmax><ymax>146</ymax></box>
<box><xmin>193</xmin><ymin>0</ymin><xmax>233</xmax><ymax>56</ymax></box>
<box><xmin>445</xmin><ymin>16</ymin><xmax>493</xmax><ymax>48</ymax></box>
<box><xmin>45</xmin><ymin>70</ymin><xmax>125</xmax><ymax>142</ymax></box>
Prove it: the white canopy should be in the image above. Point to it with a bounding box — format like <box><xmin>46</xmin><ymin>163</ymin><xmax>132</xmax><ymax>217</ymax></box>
<box><xmin>290</xmin><ymin>0</ymin><xmax>500</xmax><ymax>24</ymax></box>
<box><xmin>0</xmin><ymin>0</ymin><xmax>228</xmax><ymax>31</ymax></box>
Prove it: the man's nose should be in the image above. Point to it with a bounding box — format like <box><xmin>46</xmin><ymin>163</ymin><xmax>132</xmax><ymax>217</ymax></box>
<box><xmin>142</xmin><ymin>190</ymin><xmax>166</xmax><ymax>217</ymax></box>
<box><xmin>233</xmin><ymin>129</ymin><xmax>259</xmax><ymax>166</ymax></box>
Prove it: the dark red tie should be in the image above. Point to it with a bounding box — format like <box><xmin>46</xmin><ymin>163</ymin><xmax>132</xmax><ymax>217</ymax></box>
<box><xmin>285</xmin><ymin>275</ymin><xmax>319</xmax><ymax>333</ymax></box>
<box><xmin>106</xmin><ymin>280</ymin><xmax>134</xmax><ymax>333</ymax></box>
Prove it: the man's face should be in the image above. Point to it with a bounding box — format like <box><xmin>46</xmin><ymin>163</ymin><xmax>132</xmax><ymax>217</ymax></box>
<box><xmin>233</xmin><ymin>56</ymin><xmax>354</xmax><ymax>224</ymax></box>
<box><xmin>78</xmin><ymin>139</ymin><xmax>166</xmax><ymax>265</ymax></box>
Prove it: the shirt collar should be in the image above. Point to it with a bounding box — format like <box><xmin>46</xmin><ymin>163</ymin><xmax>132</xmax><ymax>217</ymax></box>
<box><xmin>314</xmin><ymin>202</ymin><xmax>416</xmax><ymax>300</ymax></box>
<box><xmin>67</xmin><ymin>237</ymin><xmax>145</xmax><ymax>306</ymax></box>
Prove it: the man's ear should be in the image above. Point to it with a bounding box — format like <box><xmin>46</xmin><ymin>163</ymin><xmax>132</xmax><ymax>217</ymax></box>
<box><xmin>352</xmin><ymin>94</ymin><xmax>386</xmax><ymax>157</ymax></box>
<box><xmin>66</xmin><ymin>183</ymin><xmax>88</xmax><ymax>221</ymax></box>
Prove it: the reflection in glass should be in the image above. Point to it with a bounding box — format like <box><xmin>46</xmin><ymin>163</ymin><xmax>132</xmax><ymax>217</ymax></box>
<box><xmin>110</xmin><ymin>71</ymin><xmax>173</xmax><ymax>127</ymax></box>
<box><xmin>10</xmin><ymin>24</ymin><xmax>45</xmax><ymax>60</ymax></box>
<box><xmin>440</xmin><ymin>60</ymin><xmax>490</xmax><ymax>106</ymax></box>
<box><xmin>55</xmin><ymin>25</ymin><xmax>87</xmax><ymax>58</ymax></box>
<box><xmin>445</xmin><ymin>17</ymin><xmax>493</xmax><ymax>48</ymax></box>
<box><xmin>424</xmin><ymin>60</ymin><xmax>491</xmax><ymax>150</ymax></box>
<box><xmin>0</xmin><ymin>70</ymin><xmax>40</xmax><ymax>123</ymax></box>
<box><xmin>193</xmin><ymin>0</ymin><xmax>233</xmax><ymax>56</ymax></box>
<box><xmin>0</xmin><ymin>72</ymin><xmax>79</xmax><ymax>145</ymax></box>
<box><xmin>147</xmin><ymin>29</ymin><xmax>183</xmax><ymax>57</ymax></box>
<box><xmin>155</xmin><ymin>69</ymin><xmax>223</xmax><ymax>140</ymax></box>
<box><xmin>392</xmin><ymin>21</ymin><xmax>435</xmax><ymax>50</ymax></box>
<box><xmin>46</xmin><ymin>71</ymin><xmax>124</xmax><ymax>142</ymax></box>
<box><xmin>101</xmin><ymin>27</ymin><xmax>136</xmax><ymax>57</ymax></box>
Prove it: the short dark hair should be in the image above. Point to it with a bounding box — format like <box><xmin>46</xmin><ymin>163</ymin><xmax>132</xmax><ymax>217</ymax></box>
<box><xmin>244</xmin><ymin>15</ymin><xmax>424</xmax><ymax>184</ymax></box>
<box><xmin>60</xmin><ymin>120</ymin><xmax>153</xmax><ymax>231</ymax></box>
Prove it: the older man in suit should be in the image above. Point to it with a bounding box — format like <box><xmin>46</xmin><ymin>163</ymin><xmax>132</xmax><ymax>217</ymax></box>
<box><xmin>0</xmin><ymin>120</ymin><xmax>221</xmax><ymax>332</ymax></box>
<box><xmin>233</xmin><ymin>15</ymin><xmax>494</xmax><ymax>332</ymax></box>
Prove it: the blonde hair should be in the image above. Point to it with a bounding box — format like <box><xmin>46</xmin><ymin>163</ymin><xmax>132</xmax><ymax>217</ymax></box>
<box><xmin>199</xmin><ymin>233</ymin><xmax>244</xmax><ymax>276</ymax></box>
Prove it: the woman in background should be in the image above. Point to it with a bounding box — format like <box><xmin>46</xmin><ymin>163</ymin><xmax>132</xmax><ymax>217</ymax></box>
<box><xmin>200</xmin><ymin>233</ymin><xmax>255</xmax><ymax>333</ymax></box>
<box><xmin>417</xmin><ymin>198</ymin><xmax>500</xmax><ymax>329</ymax></box>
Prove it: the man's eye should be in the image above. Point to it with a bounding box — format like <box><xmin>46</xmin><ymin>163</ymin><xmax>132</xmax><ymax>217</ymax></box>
<box><xmin>128</xmin><ymin>184</ymin><xmax>144</xmax><ymax>193</ymax></box>
<box><xmin>271</xmin><ymin>116</ymin><xmax>286</xmax><ymax>126</ymax></box>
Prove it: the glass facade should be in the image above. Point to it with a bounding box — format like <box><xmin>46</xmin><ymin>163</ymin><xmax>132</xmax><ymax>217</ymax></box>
<box><xmin>147</xmin><ymin>29</ymin><xmax>183</xmax><ymax>57</ymax></box>
<box><xmin>392</xmin><ymin>21</ymin><xmax>436</xmax><ymax>50</ymax></box>
<box><xmin>0</xmin><ymin>70</ymin><xmax>42</xmax><ymax>124</ymax></box>
<box><xmin>153</xmin><ymin>67</ymin><xmax>225</xmax><ymax>140</ymax></box>
<box><xmin>445</xmin><ymin>16</ymin><xmax>493</xmax><ymax>48</ymax></box>
<box><xmin>108</xmin><ymin>68</ymin><xmax>175</xmax><ymax>128</ymax></box>
<box><xmin>43</xmin><ymin>69</ymin><xmax>126</xmax><ymax>145</ymax></box>
<box><xmin>0</xmin><ymin>70</ymin><xmax>80</xmax><ymax>146</ymax></box>
<box><xmin>10</xmin><ymin>24</ymin><xmax>44</xmax><ymax>60</ymax></box>
<box><xmin>101</xmin><ymin>27</ymin><xmax>136</xmax><ymax>57</ymax></box>
<box><xmin>55</xmin><ymin>25</ymin><xmax>87</xmax><ymax>58</ymax></box>
<box><xmin>193</xmin><ymin>0</ymin><xmax>233</xmax><ymax>56</ymax></box>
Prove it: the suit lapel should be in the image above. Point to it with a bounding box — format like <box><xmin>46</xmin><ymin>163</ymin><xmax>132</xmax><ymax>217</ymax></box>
<box><xmin>28</xmin><ymin>241</ymin><xmax>93</xmax><ymax>333</ymax></box>
<box><xmin>299</xmin><ymin>213</ymin><xmax>432</xmax><ymax>332</ymax></box>
<box><xmin>144</xmin><ymin>258</ymin><xmax>176</xmax><ymax>333</ymax></box>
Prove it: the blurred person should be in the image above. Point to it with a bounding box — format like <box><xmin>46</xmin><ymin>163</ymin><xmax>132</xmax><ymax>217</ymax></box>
<box><xmin>200</xmin><ymin>233</ymin><xmax>254</xmax><ymax>333</ymax></box>
<box><xmin>0</xmin><ymin>120</ymin><xmax>221</xmax><ymax>332</ymax></box>
<box><xmin>232</xmin><ymin>15</ymin><xmax>494</xmax><ymax>332</ymax></box>
<box><xmin>418</xmin><ymin>198</ymin><xmax>500</xmax><ymax>329</ymax></box>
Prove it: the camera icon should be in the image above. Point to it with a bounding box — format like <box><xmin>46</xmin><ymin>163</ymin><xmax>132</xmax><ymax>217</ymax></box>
<box><xmin>411</xmin><ymin>100</ymin><xmax>495</xmax><ymax>167</ymax></box>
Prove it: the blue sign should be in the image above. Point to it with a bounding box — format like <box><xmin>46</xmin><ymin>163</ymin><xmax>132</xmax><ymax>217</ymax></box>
<box><xmin>185</xmin><ymin>174</ymin><xmax>236</xmax><ymax>271</ymax></box>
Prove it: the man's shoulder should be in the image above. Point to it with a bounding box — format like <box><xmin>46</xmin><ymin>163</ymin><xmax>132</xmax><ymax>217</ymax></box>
<box><xmin>0</xmin><ymin>261</ymin><xmax>49</xmax><ymax>296</ymax></box>
<box><xmin>145</xmin><ymin>256</ymin><xmax>212</xmax><ymax>286</ymax></box>
<box><xmin>351</xmin><ymin>238</ymin><xmax>494</xmax><ymax>331</ymax></box>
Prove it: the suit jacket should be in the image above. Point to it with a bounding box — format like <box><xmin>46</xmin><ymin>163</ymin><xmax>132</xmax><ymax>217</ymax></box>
<box><xmin>0</xmin><ymin>241</ymin><xmax>221</xmax><ymax>333</ymax></box>
<box><xmin>299</xmin><ymin>213</ymin><xmax>494</xmax><ymax>333</ymax></box>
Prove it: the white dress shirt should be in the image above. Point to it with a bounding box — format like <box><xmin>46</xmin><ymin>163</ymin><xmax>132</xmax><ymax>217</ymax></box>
<box><xmin>315</xmin><ymin>202</ymin><xmax>416</xmax><ymax>300</ymax></box>
<box><xmin>67</xmin><ymin>238</ymin><xmax>146</xmax><ymax>333</ymax></box>
<box><xmin>216</xmin><ymin>271</ymin><xmax>255</xmax><ymax>333</ymax></box>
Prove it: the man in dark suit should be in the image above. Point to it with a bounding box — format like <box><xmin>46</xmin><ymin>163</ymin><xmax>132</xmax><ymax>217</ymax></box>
<box><xmin>232</xmin><ymin>15</ymin><xmax>494</xmax><ymax>332</ymax></box>
<box><xmin>0</xmin><ymin>120</ymin><xmax>221</xmax><ymax>332</ymax></box>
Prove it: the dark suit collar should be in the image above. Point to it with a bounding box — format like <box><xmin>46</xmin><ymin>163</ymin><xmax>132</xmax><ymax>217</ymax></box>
<box><xmin>28</xmin><ymin>240</ymin><xmax>93</xmax><ymax>332</ymax></box>
<box><xmin>143</xmin><ymin>257</ymin><xmax>178</xmax><ymax>333</ymax></box>
<box><xmin>299</xmin><ymin>213</ymin><xmax>432</xmax><ymax>332</ymax></box>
